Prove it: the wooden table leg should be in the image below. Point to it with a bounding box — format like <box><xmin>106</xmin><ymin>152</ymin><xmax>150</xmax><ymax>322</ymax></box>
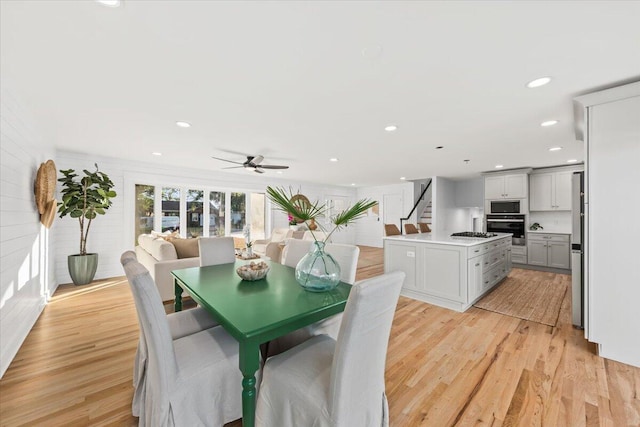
<box><xmin>174</xmin><ymin>279</ymin><xmax>183</xmax><ymax>312</ymax></box>
<box><xmin>239</xmin><ymin>341</ymin><xmax>260</xmax><ymax>427</ymax></box>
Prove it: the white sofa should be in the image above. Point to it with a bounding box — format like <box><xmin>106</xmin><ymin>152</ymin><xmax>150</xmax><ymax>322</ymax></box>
<box><xmin>135</xmin><ymin>234</ymin><xmax>200</xmax><ymax>301</ymax></box>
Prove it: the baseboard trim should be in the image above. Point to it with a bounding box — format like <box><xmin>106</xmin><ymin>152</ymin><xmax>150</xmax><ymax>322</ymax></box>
<box><xmin>513</xmin><ymin>263</ymin><xmax>571</xmax><ymax>275</ymax></box>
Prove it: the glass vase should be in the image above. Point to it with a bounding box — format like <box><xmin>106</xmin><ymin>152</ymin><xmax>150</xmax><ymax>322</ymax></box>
<box><xmin>295</xmin><ymin>241</ymin><xmax>341</xmax><ymax>292</ymax></box>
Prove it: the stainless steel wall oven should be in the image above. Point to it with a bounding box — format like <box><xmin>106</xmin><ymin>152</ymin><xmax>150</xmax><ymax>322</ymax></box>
<box><xmin>486</xmin><ymin>214</ymin><xmax>526</xmax><ymax>246</ymax></box>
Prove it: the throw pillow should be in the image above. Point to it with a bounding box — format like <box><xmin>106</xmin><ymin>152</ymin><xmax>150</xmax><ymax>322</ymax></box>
<box><xmin>171</xmin><ymin>238</ymin><xmax>200</xmax><ymax>259</ymax></box>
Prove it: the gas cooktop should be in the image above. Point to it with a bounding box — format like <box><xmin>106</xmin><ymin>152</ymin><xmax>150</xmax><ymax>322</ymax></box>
<box><xmin>450</xmin><ymin>232</ymin><xmax>498</xmax><ymax>238</ymax></box>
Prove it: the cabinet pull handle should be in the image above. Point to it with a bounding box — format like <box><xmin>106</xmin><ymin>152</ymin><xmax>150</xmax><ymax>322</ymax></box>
<box><xmin>484</xmin><ymin>280</ymin><xmax>490</xmax><ymax>284</ymax></box>
<box><xmin>474</xmin><ymin>249</ymin><xmax>480</xmax><ymax>253</ymax></box>
<box><xmin>475</xmin><ymin>263</ymin><xmax>480</xmax><ymax>266</ymax></box>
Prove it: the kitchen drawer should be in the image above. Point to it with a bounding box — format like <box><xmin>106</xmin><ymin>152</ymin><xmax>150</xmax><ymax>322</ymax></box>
<box><xmin>512</xmin><ymin>253</ymin><xmax>527</xmax><ymax>264</ymax></box>
<box><xmin>469</xmin><ymin>244</ymin><xmax>490</xmax><ymax>257</ymax></box>
<box><xmin>528</xmin><ymin>233</ymin><xmax>570</xmax><ymax>243</ymax></box>
<box><xmin>483</xmin><ymin>250</ymin><xmax>504</xmax><ymax>270</ymax></box>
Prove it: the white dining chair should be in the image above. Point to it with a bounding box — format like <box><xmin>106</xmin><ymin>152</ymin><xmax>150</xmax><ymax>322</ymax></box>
<box><xmin>267</xmin><ymin>244</ymin><xmax>360</xmax><ymax>356</ymax></box>
<box><xmin>121</xmin><ymin>252</ymin><xmax>244</xmax><ymax>426</ymax></box>
<box><xmin>281</xmin><ymin>239</ymin><xmax>314</xmax><ymax>268</ymax></box>
<box><xmin>256</xmin><ymin>271</ymin><xmax>405</xmax><ymax>427</ymax></box>
<box><xmin>121</xmin><ymin>252</ymin><xmax>221</xmax><ymax>417</ymax></box>
<box><xmin>198</xmin><ymin>236</ymin><xmax>236</xmax><ymax>267</ymax></box>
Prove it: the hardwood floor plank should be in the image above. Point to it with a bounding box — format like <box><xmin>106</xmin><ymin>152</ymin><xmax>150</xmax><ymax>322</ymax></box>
<box><xmin>1</xmin><ymin>246</ymin><xmax>638</xmax><ymax>426</ymax></box>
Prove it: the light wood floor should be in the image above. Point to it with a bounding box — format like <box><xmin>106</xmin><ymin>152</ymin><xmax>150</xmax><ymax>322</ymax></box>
<box><xmin>1</xmin><ymin>247</ymin><xmax>638</xmax><ymax>426</ymax></box>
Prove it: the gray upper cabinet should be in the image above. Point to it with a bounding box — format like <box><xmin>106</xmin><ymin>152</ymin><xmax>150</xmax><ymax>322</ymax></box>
<box><xmin>530</xmin><ymin>170</ymin><xmax>573</xmax><ymax>211</ymax></box>
<box><xmin>484</xmin><ymin>173</ymin><xmax>527</xmax><ymax>199</ymax></box>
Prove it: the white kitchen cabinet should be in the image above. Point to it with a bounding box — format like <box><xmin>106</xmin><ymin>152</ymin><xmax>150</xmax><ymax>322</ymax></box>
<box><xmin>527</xmin><ymin>233</ymin><xmax>570</xmax><ymax>269</ymax></box>
<box><xmin>530</xmin><ymin>171</ymin><xmax>573</xmax><ymax>211</ymax></box>
<box><xmin>484</xmin><ymin>173</ymin><xmax>527</xmax><ymax>199</ymax></box>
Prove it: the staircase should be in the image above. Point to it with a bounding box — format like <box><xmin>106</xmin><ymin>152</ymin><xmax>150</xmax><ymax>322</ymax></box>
<box><xmin>419</xmin><ymin>199</ymin><xmax>433</xmax><ymax>228</ymax></box>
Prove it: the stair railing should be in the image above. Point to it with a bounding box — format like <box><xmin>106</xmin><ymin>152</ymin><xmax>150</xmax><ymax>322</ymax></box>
<box><xmin>399</xmin><ymin>179</ymin><xmax>432</xmax><ymax>235</ymax></box>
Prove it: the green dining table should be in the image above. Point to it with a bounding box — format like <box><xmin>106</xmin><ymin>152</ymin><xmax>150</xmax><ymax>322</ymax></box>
<box><xmin>171</xmin><ymin>260</ymin><xmax>352</xmax><ymax>427</ymax></box>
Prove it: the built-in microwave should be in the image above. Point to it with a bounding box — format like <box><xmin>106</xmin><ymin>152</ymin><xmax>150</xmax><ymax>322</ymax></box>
<box><xmin>490</xmin><ymin>200</ymin><xmax>521</xmax><ymax>214</ymax></box>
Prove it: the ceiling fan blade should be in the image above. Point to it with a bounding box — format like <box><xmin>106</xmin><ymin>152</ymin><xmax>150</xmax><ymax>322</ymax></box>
<box><xmin>251</xmin><ymin>155</ymin><xmax>264</xmax><ymax>166</ymax></box>
<box><xmin>254</xmin><ymin>168</ymin><xmax>265</xmax><ymax>174</ymax></box>
<box><xmin>221</xmin><ymin>166</ymin><xmax>245</xmax><ymax>169</ymax></box>
<box><xmin>211</xmin><ymin>156</ymin><xmax>244</xmax><ymax>165</ymax></box>
<box><xmin>258</xmin><ymin>165</ymin><xmax>289</xmax><ymax>169</ymax></box>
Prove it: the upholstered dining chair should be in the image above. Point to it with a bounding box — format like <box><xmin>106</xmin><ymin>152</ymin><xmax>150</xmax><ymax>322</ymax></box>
<box><xmin>121</xmin><ymin>252</ymin><xmax>221</xmax><ymax>417</ymax></box>
<box><xmin>404</xmin><ymin>223</ymin><xmax>419</xmax><ymax>234</ymax></box>
<box><xmin>418</xmin><ymin>222</ymin><xmax>431</xmax><ymax>233</ymax></box>
<box><xmin>198</xmin><ymin>236</ymin><xmax>236</xmax><ymax>267</ymax></box>
<box><xmin>256</xmin><ymin>271</ymin><xmax>405</xmax><ymax>427</ymax></box>
<box><xmin>267</xmin><ymin>243</ymin><xmax>360</xmax><ymax>356</ymax></box>
<box><xmin>384</xmin><ymin>223</ymin><xmax>401</xmax><ymax>236</ymax></box>
<box><xmin>281</xmin><ymin>239</ymin><xmax>314</xmax><ymax>268</ymax></box>
<box><xmin>121</xmin><ymin>252</ymin><xmax>245</xmax><ymax>426</ymax></box>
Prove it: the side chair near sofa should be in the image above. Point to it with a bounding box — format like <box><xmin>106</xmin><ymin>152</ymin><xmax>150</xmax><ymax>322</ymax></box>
<box><xmin>251</xmin><ymin>227</ymin><xmax>294</xmax><ymax>257</ymax></box>
<box><xmin>256</xmin><ymin>271</ymin><xmax>405</xmax><ymax>427</ymax></box>
<box><xmin>198</xmin><ymin>236</ymin><xmax>236</xmax><ymax>266</ymax></box>
<box><xmin>121</xmin><ymin>251</ymin><xmax>247</xmax><ymax>426</ymax></box>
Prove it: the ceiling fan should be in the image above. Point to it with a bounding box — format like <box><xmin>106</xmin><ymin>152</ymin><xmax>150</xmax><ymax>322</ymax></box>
<box><xmin>211</xmin><ymin>154</ymin><xmax>289</xmax><ymax>174</ymax></box>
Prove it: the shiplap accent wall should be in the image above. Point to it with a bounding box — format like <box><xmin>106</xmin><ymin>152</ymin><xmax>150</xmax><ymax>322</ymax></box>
<box><xmin>0</xmin><ymin>79</ymin><xmax>56</xmax><ymax>378</ymax></box>
<box><xmin>55</xmin><ymin>150</ymin><xmax>357</xmax><ymax>284</ymax></box>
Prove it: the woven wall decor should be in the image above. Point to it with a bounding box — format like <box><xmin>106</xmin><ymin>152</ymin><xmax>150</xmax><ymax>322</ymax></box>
<box><xmin>34</xmin><ymin>160</ymin><xmax>57</xmax><ymax>228</ymax></box>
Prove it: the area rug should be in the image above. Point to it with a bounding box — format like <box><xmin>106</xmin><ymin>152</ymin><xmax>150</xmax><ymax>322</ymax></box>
<box><xmin>473</xmin><ymin>275</ymin><xmax>568</xmax><ymax>327</ymax></box>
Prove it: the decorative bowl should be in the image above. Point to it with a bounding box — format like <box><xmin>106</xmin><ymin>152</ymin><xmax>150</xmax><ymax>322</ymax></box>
<box><xmin>236</xmin><ymin>261</ymin><xmax>270</xmax><ymax>281</ymax></box>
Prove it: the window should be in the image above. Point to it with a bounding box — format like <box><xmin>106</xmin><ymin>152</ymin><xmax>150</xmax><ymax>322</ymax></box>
<box><xmin>186</xmin><ymin>190</ymin><xmax>204</xmax><ymax>238</ymax></box>
<box><xmin>135</xmin><ymin>185</ymin><xmax>154</xmax><ymax>240</ymax></box>
<box><xmin>162</xmin><ymin>187</ymin><xmax>181</xmax><ymax>232</ymax></box>
<box><xmin>134</xmin><ymin>184</ymin><xmax>265</xmax><ymax>241</ymax></box>
<box><xmin>230</xmin><ymin>192</ymin><xmax>246</xmax><ymax>234</ymax></box>
<box><xmin>209</xmin><ymin>191</ymin><xmax>225</xmax><ymax>237</ymax></box>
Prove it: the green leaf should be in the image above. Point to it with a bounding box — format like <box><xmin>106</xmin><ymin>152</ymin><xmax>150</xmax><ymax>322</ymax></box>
<box><xmin>70</xmin><ymin>210</ymin><xmax>83</xmax><ymax>218</ymax></box>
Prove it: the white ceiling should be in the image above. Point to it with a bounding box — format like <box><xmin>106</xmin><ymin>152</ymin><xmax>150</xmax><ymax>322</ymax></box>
<box><xmin>2</xmin><ymin>1</ymin><xmax>639</xmax><ymax>186</ymax></box>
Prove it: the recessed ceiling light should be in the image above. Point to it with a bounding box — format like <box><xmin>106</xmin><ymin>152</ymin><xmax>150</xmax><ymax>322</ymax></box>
<box><xmin>350</xmin><ymin>183</ymin><xmax>356</xmax><ymax>186</ymax></box>
<box><xmin>549</xmin><ymin>147</ymin><xmax>563</xmax><ymax>152</ymax></box>
<box><xmin>495</xmin><ymin>165</ymin><xmax>504</xmax><ymax>169</ymax></box>
<box><xmin>567</xmin><ymin>159</ymin><xmax>578</xmax><ymax>163</ymax></box>
<box><xmin>463</xmin><ymin>159</ymin><xmax>470</xmax><ymax>164</ymax></box>
<box><xmin>526</xmin><ymin>77</ymin><xmax>552</xmax><ymax>88</ymax></box>
<box><xmin>96</xmin><ymin>0</ymin><xmax>121</xmax><ymax>7</ymax></box>
<box><xmin>384</xmin><ymin>125</ymin><xmax>398</xmax><ymax>132</ymax></box>
<box><xmin>400</xmin><ymin>177</ymin><xmax>406</xmax><ymax>180</ymax></box>
<box><xmin>152</xmin><ymin>152</ymin><xmax>162</xmax><ymax>156</ymax></box>
<box><xmin>435</xmin><ymin>146</ymin><xmax>444</xmax><ymax>150</ymax></box>
<box><xmin>277</xmin><ymin>171</ymin><xmax>283</xmax><ymax>174</ymax></box>
<box><xmin>329</xmin><ymin>158</ymin><xmax>339</xmax><ymax>162</ymax></box>
<box><xmin>176</xmin><ymin>121</ymin><xmax>191</xmax><ymax>128</ymax></box>
<box><xmin>541</xmin><ymin>120</ymin><xmax>559</xmax><ymax>127</ymax></box>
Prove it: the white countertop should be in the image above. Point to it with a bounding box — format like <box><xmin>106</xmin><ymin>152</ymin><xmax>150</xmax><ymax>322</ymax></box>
<box><xmin>384</xmin><ymin>232</ymin><xmax>512</xmax><ymax>247</ymax></box>
<box><xmin>527</xmin><ymin>230</ymin><xmax>571</xmax><ymax>234</ymax></box>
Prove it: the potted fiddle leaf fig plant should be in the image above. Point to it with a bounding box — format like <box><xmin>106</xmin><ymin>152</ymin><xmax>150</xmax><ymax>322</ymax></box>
<box><xmin>58</xmin><ymin>164</ymin><xmax>116</xmax><ymax>285</ymax></box>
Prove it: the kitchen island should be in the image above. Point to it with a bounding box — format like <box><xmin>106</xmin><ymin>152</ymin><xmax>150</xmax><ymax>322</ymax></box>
<box><xmin>384</xmin><ymin>232</ymin><xmax>512</xmax><ymax>312</ymax></box>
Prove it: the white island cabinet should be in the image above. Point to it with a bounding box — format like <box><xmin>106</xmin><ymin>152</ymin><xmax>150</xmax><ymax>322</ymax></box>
<box><xmin>384</xmin><ymin>233</ymin><xmax>512</xmax><ymax>312</ymax></box>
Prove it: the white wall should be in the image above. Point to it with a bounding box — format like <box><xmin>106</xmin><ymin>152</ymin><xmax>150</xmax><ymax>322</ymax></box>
<box><xmin>433</xmin><ymin>177</ymin><xmax>482</xmax><ymax>233</ymax></box>
<box><xmin>528</xmin><ymin>211</ymin><xmax>572</xmax><ymax>233</ymax></box>
<box><xmin>0</xmin><ymin>78</ymin><xmax>56</xmax><ymax>377</ymax></box>
<box><xmin>356</xmin><ymin>182</ymin><xmax>414</xmax><ymax>247</ymax></box>
<box><xmin>55</xmin><ymin>150</ymin><xmax>356</xmax><ymax>284</ymax></box>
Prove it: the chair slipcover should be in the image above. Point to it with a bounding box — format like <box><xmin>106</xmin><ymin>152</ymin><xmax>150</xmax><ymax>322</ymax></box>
<box><xmin>281</xmin><ymin>239</ymin><xmax>314</xmax><ymax>268</ymax></box>
<box><xmin>121</xmin><ymin>252</ymin><xmax>244</xmax><ymax>426</ymax></box>
<box><xmin>121</xmin><ymin>252</ymin><xmax>221</xmax><ymax>417</ymax></box>
<box><xmin>267</xmin><ymin>244</ymin><xmax>360</xmax><ymax>356</ymax></box>
<box><xmin>198</xmin><ymin>237</ymin><xmax>236</xmax><ymax>267</ymax></box>
<box><xmin>256</xmin><ymin>271</ymin><xmax>405</xmax><ymax>427</ymax></box>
